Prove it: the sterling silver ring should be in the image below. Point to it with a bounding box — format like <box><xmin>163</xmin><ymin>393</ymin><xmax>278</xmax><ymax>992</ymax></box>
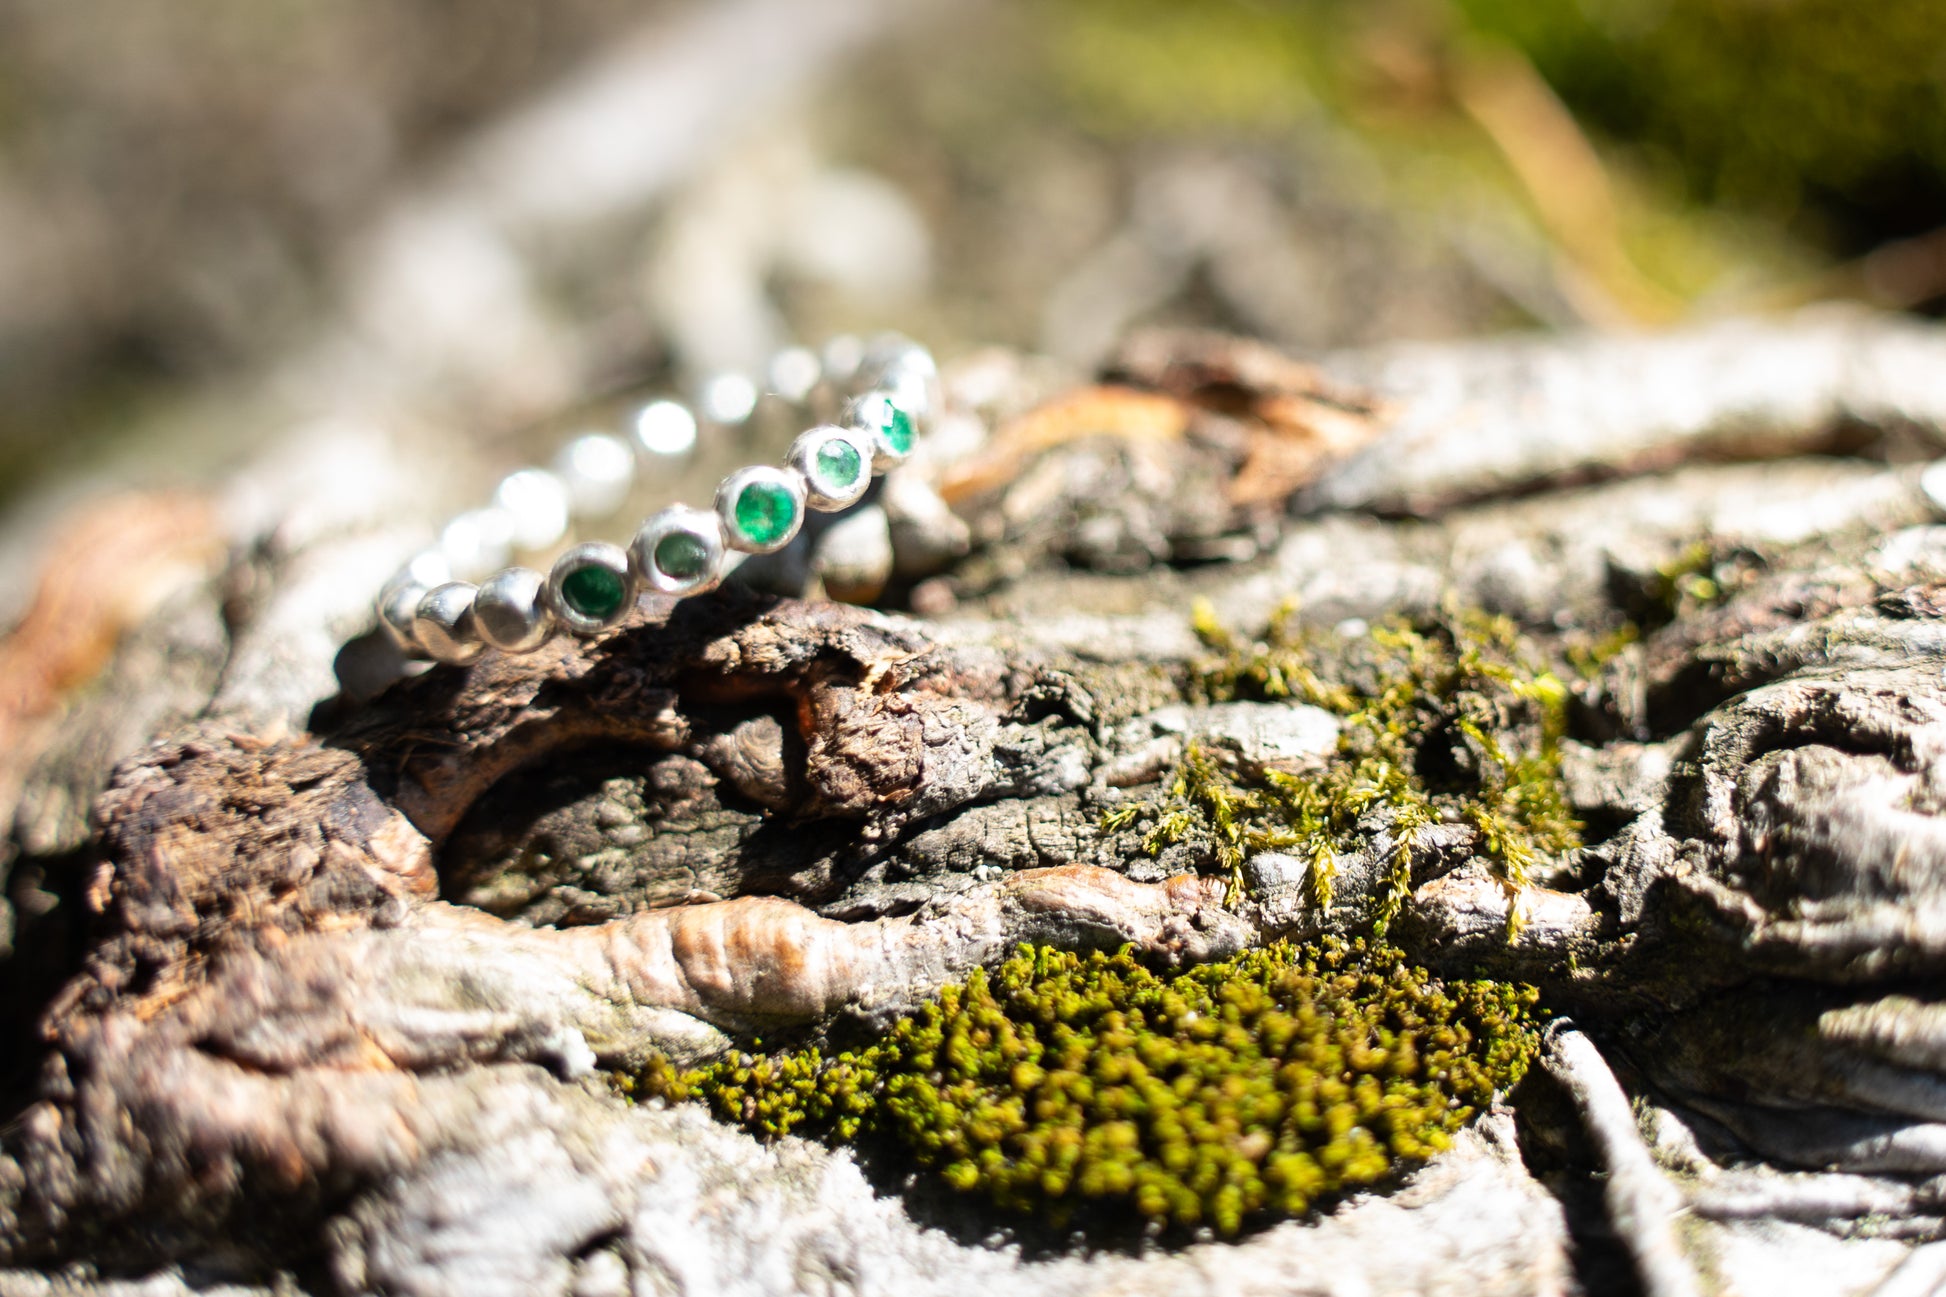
<box><xmin>374</xmin><ymin>335</ymin><xmax>939</xmax><ymax>665</ymax></box>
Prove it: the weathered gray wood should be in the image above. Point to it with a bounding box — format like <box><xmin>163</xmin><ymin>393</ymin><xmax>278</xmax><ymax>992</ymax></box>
<box><xmin>8</xmin><ymin>313</ymin><xmax>1946</xmax><ymax>1294</ymax></box>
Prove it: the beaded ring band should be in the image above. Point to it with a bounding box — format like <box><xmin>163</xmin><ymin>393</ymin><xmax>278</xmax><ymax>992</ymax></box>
<box><xmin>375</xmin><ymin>337</ymin><xmax>938</xmax><ymax>665</ymax></box>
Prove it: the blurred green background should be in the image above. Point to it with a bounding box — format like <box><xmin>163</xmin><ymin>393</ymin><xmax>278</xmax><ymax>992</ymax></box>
<box><xmin>0</xmin><ymin>0</ymin><xmax>1940</xmax><ymax>510</ymax></box>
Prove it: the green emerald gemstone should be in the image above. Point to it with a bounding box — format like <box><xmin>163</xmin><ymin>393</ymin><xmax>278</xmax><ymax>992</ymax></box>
<box><xmin>733</xmin><ymin>480</ymin><xmax>798</xmax><ymax>546</ymax></box>
<box><xmin>653</xmin><ymin>530</ymin><xmax>711</xmax><ymax>581</ymax></box>
<box><xmin>561</xmin><ymin>563</ymin><xmax>627</xmax><ymax>620</ymax></box>
<box><xmin>871</xmin><ymin>396</ymin><xmax>916</xmax><ymax>455</ymax></box>
<box><xmin>814</xmin><ymin>438</ymin><xmax>863</xmax><ymax>490</ymax></box>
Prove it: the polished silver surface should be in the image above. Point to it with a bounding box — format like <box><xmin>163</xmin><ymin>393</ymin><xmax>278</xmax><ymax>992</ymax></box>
<box><xmin>439</xmin><ymin>506</ymin><xmax>516</xmax><ymax>580</ymax></box>
<box><xmin>493</xmin><ymin>468</ymin><xmax>572</xmax><ymax>553</ymax></box>
<box><xmin>863</xmin><ymin>334</ymin><xmax>936</xmax><ymax>385</ymax></box>
<box><xmin>768</xmin><ymin>346</ymin><xmax>822</xmax><ymax>403</ymax></box>
<box><xmin>633</xmin><ymin>399</ymin><xmax>699</xmax><ymax>457</ymax></box>
<box><xmin>864</xmin><ymin>337</ymin><xmax>939</xmax><ymax>438</ymax></box>
<box><xmin>630</xmin><ymin>505</ymin><xmax>727</xmax><ymax>596</ymax></box>
<box><xmin>413</xmin><ymin>581</ymin><xmax>486</xmax><ymax>664</ymax></box>
<box><xmin>380</xmin><ymin>550</ymin><xmax>455</xmax><ymax>653</ymax></box>
<box><xmin>881</xmin><ymin>361</ymin><xmax>939</xmax><ymax>440</ymax></box>
<box><xmin>700</xmin><ymin>372</ymin><xmax>759</xmax><ymax>425</ymax></box>
<box><xmin>401</xmin><ymin>549</ymin><xmax>454</xmax><ymax>588</ymax></box>
<box><xmin>789</xmin><ymin>424</ymin><xmax>874</xmax><ymax>511</ymax></box>
<box><xmin>554</xmin><ymin>432</ymin><xmax>636</xmax><ymax>519</ymax></box>
<box><xmin>378</xmin><ymin>575</ymin><xmax>431</xmax><ymax>653</ymax></box>
<box><xmin>473</xmin><ymin>566</ymin><xmax>555</xmax><ymax>653</ymax></box>
<box><xmin>820</xmin><ymin>333</ymin><xmax>865</xmax><ymax>387</ymax></box>
<box><xmin>715</xmin><ymin>464</ymin><xmax>808</xmax><ymax>554</ymax></box>
<box><xmin>543</xmin><ymin>541</ymin><xmax>636</xmax><ymax>636</ymax></box>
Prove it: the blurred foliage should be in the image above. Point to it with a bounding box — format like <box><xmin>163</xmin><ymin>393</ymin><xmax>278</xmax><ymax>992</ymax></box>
<box><xmin>0</xmin><ymin>0</ymin><xmax>1939</xmax><ymax>508</ymax></box>
<box><xmin>1040</xmin><ymin>2</ymin><xmax>1323</xmax><ymax>138</ymax></box>
<box><xmin>1041</xmin><ymin>0</ymin><xmax>1946</xmax><ymax>257</ymax></box>
<box><xmin>1452</xmin><ymin>0</ymin><xmax>1946</xmax><ymax>246</ymax></box>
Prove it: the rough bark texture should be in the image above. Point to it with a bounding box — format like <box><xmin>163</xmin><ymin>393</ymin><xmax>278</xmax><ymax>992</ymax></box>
<box><xmin>7</xmin><ymin>310</ymin><xmax>1946</xmax><ymax>1294</ymax></box>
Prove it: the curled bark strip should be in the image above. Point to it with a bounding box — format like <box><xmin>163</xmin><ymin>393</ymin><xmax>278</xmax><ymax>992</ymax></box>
<box><xmin>938</xmin><ymin>386</ymin><xmax>1192</xmax><ymax>504</ymax></box>
<box><xmin>1104</xmin><ymin>332</ymin><xmax>1389</xmax><ymax>508</ymax></box>
<box><xmin>331</xmin><ymin>593</ymin><xmax>1004</xmax><ymax>841</ymax></box>
<box><xmin>62</xmin><ymin>595</ymin><xmax>1165</xmax><ymax>1032</ymax></box>
<box><xmin>1667</xmin><ymin>669</ymin><xmax>1946</xmax><ymax>980</ymax></box>
<box><xmin>545</xmin><ymin>865</ymin><xmax>1243</xmax><ymax>1038</ymax></box>
<box><xmin>1306</xmin><ymin>310</ymin><xmax>1946</xmax><ymax>516</ymax></box>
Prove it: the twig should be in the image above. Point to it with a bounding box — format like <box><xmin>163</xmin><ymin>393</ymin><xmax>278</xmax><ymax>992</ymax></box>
<box><xmin>1543</xmin><ymin>1025</ymin><xmax>1704</xmax><ymax>1297</ymax></box>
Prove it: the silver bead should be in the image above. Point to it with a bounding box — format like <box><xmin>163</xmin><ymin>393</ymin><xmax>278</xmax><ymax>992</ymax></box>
<box><xmin>886</xmin><ymin>364</ymin><xmax>940</xmax><ymax>438</ymax></box>
<box><xmin>789</xmin><ymin>424</ymin><xmax>874</xmax><ymax>511</ymax></box>
<box><xmin>440</xmin><ymin>507</ymin><xmax>516</xmax><ymax>579</ymax></box>
<box><xmin>553</xmin><ymin>432</ymin><xmax>636</xmax><ymax>519</ymax></box>
<box><xmin>401</xmin><ymin>549</ymin><xmax>454</xmax><ymax>588</ymax></box>
<box><xmin>631</xmin><ymin>505</ymin><xmax>727</xmax><ymax>596</ymax></box>
<box><xmin>768</xmin><ymin>346</ymin><xmax>822</xmax><ymax>403</ymax></box>
<box><xmin>377</xmin><ymin>571</ymin><xmax>432</xmax><ymax>654</ymax></box>
<box><xmin>715</xmin><ymin>464</ymin><xmax>808</xmax><ymax>554</ymax></box>
<box><xmin>473</xmin><ymin>566</ymin><xmax>555</xmax><ymax>653</ymax></box>
<box><xmin>865</xmin><ymin>340</ymin><xmax>940</xmax><ymax>439</ymax></box>
<box><xmin>821</xmin><ymin>334</ymin><xmax>865</xmax><ymax>389</ymax></box>
<box><xmin>862</xmin><ymin>334</ymin><xmax>936</xmax><ymax>385</ymax></box>
<box><xmin>845</xmin><ymin>390</ymin><xmax>918</xmax><ymax>470</ymax></box>
<box><xmin>699</xmin><ymin>372</ymin><xmax>758</xmax><ymax>426</ymax></box>
<box><xmin>493</xmin><ymin>468</ymin><xmax>572</xmax><ymax>553</ymax></box>
<box><xmin>633</xmin><ymin>399</ymin><xmax>698</xmax><ymax>457</ymax></box>
<box><xmin>413</xmin><ymin>582</ymin><xmax>486</xmax><ymax>665</ymax></box>
<box><xmin>890</xmin><ymin>344</ymin><xmax>937</xmax><ymax>381</ymax></box>
<box><xmin>544</xmin><ymin>541</ymin><xmax>636</xmax><ymax>636</ymax></box>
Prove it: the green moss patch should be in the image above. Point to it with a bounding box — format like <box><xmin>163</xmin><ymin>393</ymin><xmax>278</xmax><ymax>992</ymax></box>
<box><xmin>634</xmin><ymin>939</ymin><xmax>1538</xmax><ymax>1237</ymax></box>
<box><xmin>1108</xmin><ymin>604</ymin><xmax>1581</xmax><ymax>931</ymax></box>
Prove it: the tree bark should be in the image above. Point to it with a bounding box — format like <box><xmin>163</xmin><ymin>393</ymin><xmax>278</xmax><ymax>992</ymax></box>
<box><xmin>6</xmin><ymin>309</ymin><xmax>1946</xmax><ymax>1295</ymax></box>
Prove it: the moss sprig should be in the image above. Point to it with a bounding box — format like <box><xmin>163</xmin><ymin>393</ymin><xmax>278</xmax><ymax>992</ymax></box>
<box><xmin>634</xmin><ymin>940</ymin><xmax>1538</xmax><ymax>1237</ymax></box>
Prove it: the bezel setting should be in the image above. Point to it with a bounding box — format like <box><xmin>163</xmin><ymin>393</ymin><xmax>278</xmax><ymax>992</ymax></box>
<box><xmin>715</xmin><ymin>465</ymin><xmax>808</xmax><ymax>554</ymax></box>
<box><xmin>789</xmin><ymin>424</ymin><xmax>875</xmax><ymax>511</ymax></box>
<box><xmin>847</xmin><ymin>390</ymin><xmax>918</xmax><ymax>468</ymax></box>
<box><xmin>631</xmin><ymin>505</ymin><xmax>728</xmax><ymax>596</ymax></box>
<box><xmin>544</xmin><ymin>541</ymin><xmax>636</xmax><ymax>635</ymax></box>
